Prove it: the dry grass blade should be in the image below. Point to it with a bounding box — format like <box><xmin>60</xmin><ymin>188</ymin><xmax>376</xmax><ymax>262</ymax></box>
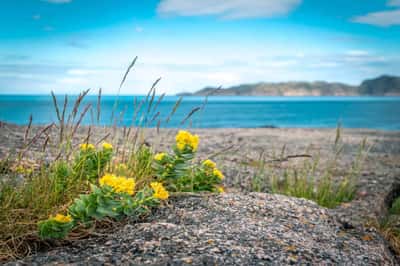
<box><xmin>59</xmin><ymin>95</ymin><xmax>68</xmax><ymax>143</ymax></box>
<box><xmin>150</xmin><ymin>112</ymin><xmax>160</xmax><ymax>124</ymax></box>
<box><xmin>97</xmin><ymin>88</ymin><xmax>102</xmax><ymax>124</ymax></box>
<box><xmin>146</xmin><ymin>86</ymin><xmax>157</xmax><ymax>115</ymax></box>
<box><xmin>180</xmin><ymin>107</ymin><xmax>200</xmax><ymax>125</ymax></box>
<box><xmin>112</xmin><ymin>57</ymin><xmax>138</xmax><ymax>123</ymax></box>
<box><xmin>266</xmin><ymin>154</ymin><xmax>312</xmax><ymax>163</ymax></box>
<box><xmin>19</xmin><ymin>123</ymin><xmax>54</xmax><ymax>158</ymax></box>
<box><xmin>166</xmin><ymin>96</ymin><xmax>183</xmax><ymax>123</ymax></box>
<box><xmin>152</xmin><ymin>93</ymin><xmax>165</xmax><ymax>114</ymax></box>
<box><xmin>71</xmin><ymin>104</ymin><xmax>91</xmax><ymax>139</ymax></box>
<box><xmin>146</xmin><ymin>77</ymin><xmax>161</xmax><ymax>102</ymax></box>
<box><xmin>95</xmin><ymin>132</ymin><xmax>111</xmax><ymax>145</ymax></box>
<box><xmin>51</xmin><ymin>91</ymin><xmax>61</xmax><ymax>123</ymax></box>
<box><xmin>24</xmin><ymin>115</ymin><xmax>33</xmax><ymax>143</ymax></box>
<box><xmin>119</xmin><ymin>56</ymin><xmax>138</xmax><ymax>90</ymax></box>
<box><xmin>67</xmin><ymin>89</ymin><xmax>90</xmax><ymax>125</ymax></box>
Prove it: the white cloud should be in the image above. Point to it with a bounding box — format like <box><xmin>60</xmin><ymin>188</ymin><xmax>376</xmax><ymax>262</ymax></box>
<box><xmin>157</xmin><ymin>0</ymin><xmax>301</xmax><ymax>19</ymax></box>
<box><xmin>42</xmin><ymin>0</ymin><xmax>72</xmax><ymax>3</ymax></box>
<box><xmin>352</xmin><ymin>9</ymin><xmax>400</xmax><ymax>26</ymax></box>
<box><xmin>388</xmin><ymin>0</ymin><xmax>400</xmax><ymax>7</ymax></box>
<box><xmin>352</xmin><ymin>0</ymin><xmax>400</xmax><ymax>27</ymax></box>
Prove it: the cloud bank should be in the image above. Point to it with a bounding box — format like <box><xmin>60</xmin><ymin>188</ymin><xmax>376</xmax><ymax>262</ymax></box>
<box><xmin>157</xmin><ymin>0</ymin><xmax>301</xmax><ymax>19</ymax></box>
<box><xmin>352</xmin><ymin>0</ymin><xmax>400</xmax><ymax>26</ymax></box>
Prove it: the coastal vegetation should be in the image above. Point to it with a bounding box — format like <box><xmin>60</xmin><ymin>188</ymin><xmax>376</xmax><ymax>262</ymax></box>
<box><xmin>246</xmin><ymin>126</ymin><xmax>369</xmax><ymax>208</ymax></box>
<box><xmin>0</xmin><ymin>62</ymin><xmax>223</xmax><ymax>260</ymax></box>
<box><xmin>0</xmin><ymin>125</ymin><xmax>223</xmax><ymax>260</ymax></box>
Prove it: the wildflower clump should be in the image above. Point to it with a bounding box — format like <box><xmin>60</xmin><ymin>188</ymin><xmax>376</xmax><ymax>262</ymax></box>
<box><xmin>99</xmin><ymin>174</ymin><xmax>135</xmax><ymax>195</ymax></box>
<box><xmin>74</xmin><ymin>142</ymin><xmax>113</xmax><ymax>182</ymax></box>
<box><xmin>175</xmin><ymin>130</ymin><xmax>199</xmax><ymax>152</ymax></box>
<box><xmin>39</xmin><ymin>175</ymin><xmax>169</xmax><ymax>239</ymax></box>
<box><xmin>102</xmin><ymin>142</ymin><xmax>113</xmax><ymax>150</ymax></box>
<box><xmin>154</xmin><ymin>152</ymin><xmax>167</xmax><ymax>161</ymax></box>
<box><xmin>38</xmin><ymin>213</ymin><xmax>74</xmax><ymax>239</ymax></box>
<box><xmin>80</xmin><ymin>143</ymin><xmax>95</xmax><ymax>151</ymax></box>
<box><xmin>151</xmin><ymin>182</ymin><xmax>169</xmax><ymax>200</ymax></box>
<box><xmin>53</xmin><ymin>214</ymin><xmax>72</xmax><ymax>223</ymax></box>
<box><xmin>153</xmin><ymin>131</ymin><xmax>224</xmax><ymax>193</ymax></box>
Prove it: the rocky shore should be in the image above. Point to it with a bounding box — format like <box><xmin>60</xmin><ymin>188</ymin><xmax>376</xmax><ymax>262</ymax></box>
<box><xmin>2</xmin><ymin>123</ymin><xmax>400</xmax><ymax>264</ymax></box>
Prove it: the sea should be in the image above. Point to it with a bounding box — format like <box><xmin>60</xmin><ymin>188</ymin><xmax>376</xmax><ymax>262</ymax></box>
<box><xmin>0</xmin><ymin>95</ymin><xmax>399</xmax><ymax>130</ymax></box>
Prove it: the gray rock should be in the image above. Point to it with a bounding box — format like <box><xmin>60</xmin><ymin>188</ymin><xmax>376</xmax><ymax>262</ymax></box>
<box><xmin>8</xmin><ymin>193</ymin><xmax>396</xmax><ymax>265</ymax></box>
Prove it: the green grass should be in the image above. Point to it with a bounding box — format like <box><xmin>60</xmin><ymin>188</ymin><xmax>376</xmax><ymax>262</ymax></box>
<box><xmin>390</xmin><ymin>197</ymin><xmax>400</xmax><ymax>215</ymax></box>
<box><xmin>374</xmin><ymin>196</ymin><xmax>400</xmax><ymax>256</ymax></box>
<box><xmin>248</xmin><ymin>127</ymin><xmax>369</xmax><ymax>208</ymax></box>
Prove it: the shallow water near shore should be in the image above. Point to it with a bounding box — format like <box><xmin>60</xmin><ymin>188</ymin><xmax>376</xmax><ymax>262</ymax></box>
<box><xmin>0</xmin><ymin>95</ymin><xmax>399</xmax><ymax>130</ymax></box>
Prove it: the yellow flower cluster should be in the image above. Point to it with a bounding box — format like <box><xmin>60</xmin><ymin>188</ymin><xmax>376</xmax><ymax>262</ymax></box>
<box><xmin>52</xmin><ymin>214</ymin><xmax>72</xmax><ymax>223</ymax></box>
<box><xmin>203</xmin><ymin>159</ymin><xmax>216</xmax><ymax>169</ymax></box>
<box><xmin>102</xmin><ymin>142</ymin><xmax>113</xmax><ymax>150</ymax></box>
<box><xmin>99</xmin><ymin>174</ymin><xmax>135</xmax><ymax>195</ymax></box>
<box><xmin>203</xmin><ymin>159</ymin><xmax>224</xmax><ymax>180</ymax></box>
<box><xmin>217</xmin><ymin>186</ymin><xmax>225</xmax><ymax>193</ymax></box>
<box><xmin>213</xmin><ymin>168</ymin><xmax>224</xmax><ymax>180</ymax></box>
<box><xmin>154</xmin><ymin>152</ymin><xmax>167</xmax><ymax>161</ymax></box>
<box><xmin>150</xmin><ymin>182</ymin><xmax>169</xmax><ymax>200</ymax></box>
<box><xmin>14</xmin><ymin>165</ymin><xmax>33</xmax><ymax>175</ymax></box>
<box><xmin>80</xmin><ymin>143</ymin><xmax>95</xmax><ymax>151</ymax></box>
<box><xmin>175</xmin><ymin>130</ymin><xmax>199</xmax><ymax>151</ymax></box>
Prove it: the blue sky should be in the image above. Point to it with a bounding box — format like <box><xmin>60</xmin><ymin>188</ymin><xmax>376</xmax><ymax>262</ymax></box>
<box><xmin>0</xmin><ymin>0</ymin><xmax>400</xmax><ymax>95</ymax></box>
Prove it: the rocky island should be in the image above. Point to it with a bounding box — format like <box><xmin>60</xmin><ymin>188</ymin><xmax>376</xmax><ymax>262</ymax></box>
<box><xmin>178</xmin><ymin>75</ymin><xmax>400</xmax><ymax>96</ymax></box>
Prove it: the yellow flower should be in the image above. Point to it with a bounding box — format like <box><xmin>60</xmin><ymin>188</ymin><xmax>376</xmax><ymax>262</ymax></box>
<box><xmin>15</xmin><ymin>165</ymin><xmax>25</xmax><ymax>174</ymax></box>
<box><xmin>150</xmin><ymin>182</ymin><xmax>169</xmax><ymax>200</ymax></box>
<box><xmin>52</xmin><ymin>214</ymin><xmax>72</xmax><ymax>223</ymax></box>
<box><xmin>154</xmin><ymin>152</ymin><xmax>167</xmax><ymax>161</ymax></box>
<box><xmin>203</xmin><ymin>159</ymin><xmax>216</xmax><ymax>169</ymax></box>
<box><xmin>175</xmin><ymin>130</ymin><xmax>199</xmax><ymax>152</ymax></box>
<box><xmin>216</xmin><ymin>186</ymin><xmax>225</xmax><ymax>193</ymax></box>
<box><xmin>99</xmin><ymin>174</ymin><xmax>136</xmax><ymax>195</ymax></box>
<box><xmin>80</xmin><ymin>143</ymin><xmax>95</xmax><ymax>151</ymax></box>
<box><xmin>102</xmin><ymin>142</ymin><xmax>113</xmax><ymax>150</ymax></box>
<box><xmin>213</xmin><ymin>168</ymin><xmax>224</xmax><ymax>180</ymax></box>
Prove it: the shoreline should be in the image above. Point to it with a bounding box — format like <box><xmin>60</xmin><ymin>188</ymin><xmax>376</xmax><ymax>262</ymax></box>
<box><xmin>2</xmin><ymin>121</ymin><xmax>400</xmax><ymax>132</ymax></box>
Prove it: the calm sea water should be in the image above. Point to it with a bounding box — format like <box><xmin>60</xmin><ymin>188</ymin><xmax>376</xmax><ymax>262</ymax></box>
<box><xmin>0</xmin><ymin>95</ymin><xmax>399</xmax><ymax>130</ymax></box>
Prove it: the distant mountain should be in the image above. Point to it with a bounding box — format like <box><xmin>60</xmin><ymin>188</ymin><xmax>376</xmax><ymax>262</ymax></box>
<box><xmin>359</xmin><ymin>75</ymin><xmax>400</xmax><ymax>96</ymax></box>
<box><xmin>177</xmin><ymin>75</ymin><xmax>400</xmax><ymax>96</ymax></box>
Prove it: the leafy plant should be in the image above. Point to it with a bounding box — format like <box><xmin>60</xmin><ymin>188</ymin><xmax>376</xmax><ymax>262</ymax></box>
<box><xmin>73</xmin><ymin>143</ymin><xmax>113</xmax><ymax>183</ymax></box>
<box><xmin>38</xmin><ymin>214</ymin><xmax>74</xmax><ymax>239</ymax></box>
<box><xmin>39</xmin><ymin>174</ymin><xmax>167</xmax><ymax>239</ymax></box>
<box><xmin>153</xmin><ymin>130</ymin><xmax>224</xmax><ymax>192</ymax></box>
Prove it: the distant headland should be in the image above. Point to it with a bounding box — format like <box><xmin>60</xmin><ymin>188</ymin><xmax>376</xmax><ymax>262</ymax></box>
<box><xmin>177</xmin><ymin>75</ymin><xmax>400</xmax><ymax>96</ymax></box>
